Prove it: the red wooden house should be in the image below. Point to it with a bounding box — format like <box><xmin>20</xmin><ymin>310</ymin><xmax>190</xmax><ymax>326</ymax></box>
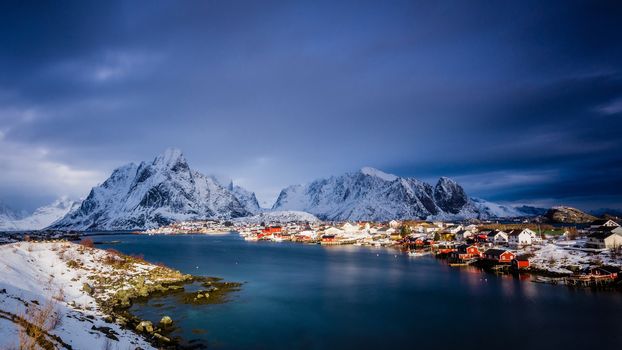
<box><xmin>511</xmin><ymin>258</ymin><xmax>530</xmax><ymax>269</ymax></box>
<box><xmin>262</xmin><ymin>226</ymin><xmax>282</xmax><ymax>234</ymax></box>
<box><xmin>321</xmin><ymin>234</ymin><xmax>336</xmax><ymax>243</ymax></box>
<box><xmin>483</xmin><ymin>249</ymin><xmax>515</xmax><ymax>263</ymax></box>
<box><xmin>257</xmin><ymin>226</ymin><xmax>282</xmax><ymax>239</ymax></box>
<box><xmin>451</xmin><ymin>244</ymin><xmax>482</xmax><ymax>261</ymax></box>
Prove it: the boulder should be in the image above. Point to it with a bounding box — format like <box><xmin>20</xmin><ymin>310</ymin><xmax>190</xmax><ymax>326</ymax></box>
<box><xmin>114</xmin><ymin>316</ymin><xmax>127</xmax><ymax>327</ymax></box>
<box><xmin>153</xmin><ymin>333</ymin><xmax>170</xmax><ymax>343</ymax></box>
<box><xmin>159</xmin><ymin>315</ymin><xmax>173</xmax><ymax>326</ymax></box>
<box><xmin>81</xmin><ymin>283</ymin><xmax>93</xmax><ymax>295</ymax></box>
<box><xmin>136</xmin><ymin>320</ymin><xmax>154</xmax><ymax>333</ymax></box>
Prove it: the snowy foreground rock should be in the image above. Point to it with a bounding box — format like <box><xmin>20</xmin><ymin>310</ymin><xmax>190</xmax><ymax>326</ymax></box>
<box><xmin>0</xmin><ymin>241</ymin><xmax>190</xmax><ymax>349</ymax></box>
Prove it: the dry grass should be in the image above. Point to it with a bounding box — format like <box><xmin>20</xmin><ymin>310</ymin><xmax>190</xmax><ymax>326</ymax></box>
<box><xmin>80</xmin><ymin>238</ymin><xmax>95</xmax><ymax>249</ymax></box>
<box><xmin>16</xmin><ymin>297</ymin><xmax>63</xmax><ymax>350</ymax></box>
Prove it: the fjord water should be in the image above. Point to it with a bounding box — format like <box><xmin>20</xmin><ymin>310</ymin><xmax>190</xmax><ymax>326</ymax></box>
<box><xmin>93</xmin><ymin>233</ymin><xmax>622</xmax><ymax>349</ymax></box>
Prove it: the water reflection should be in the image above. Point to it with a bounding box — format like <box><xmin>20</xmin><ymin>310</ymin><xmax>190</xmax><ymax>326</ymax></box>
<box><xmin>93</xmin><ymin>234</ymin><xmax>622</xmax><ymax>350</ymax></box>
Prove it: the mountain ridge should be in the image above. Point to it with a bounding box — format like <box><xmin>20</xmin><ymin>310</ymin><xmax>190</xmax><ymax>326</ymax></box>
<box><xmin>272</xmin><ymin>167</ymin><xmax>483</xmax><ymax>221</ymax></box>
<box><xmin>49</xmin><ymin>149</ymin><xmax>258</xmax><ymax>231</ymax></box>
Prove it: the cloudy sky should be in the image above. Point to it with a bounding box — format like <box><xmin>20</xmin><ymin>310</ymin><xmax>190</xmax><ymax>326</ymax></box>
<box><xmin>1</xmin><ymin>0</ymin><xmax>621</xmax><ymax>211</ymax></box>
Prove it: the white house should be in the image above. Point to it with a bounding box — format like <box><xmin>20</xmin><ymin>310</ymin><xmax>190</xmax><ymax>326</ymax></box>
<box><xmin>375</xmin><ymin>227</ymin><xmax>396</xmax><ymax>236</ymax></box>
<box><xmin>590</xmin><ymin>219</ymin><xmax>620</xmax><ymax>229</ymax></box>
<box><xmin>324</xmin><ymin>227</ymin><xmax>344</xmax><ymax>236</ymax></box>
<box><xmin>341</xmin><ymin>222</ymin><xmax>360</xmax><ymax>233</ymax></box>
<box><xmin>488</xmin><ymin>230</ymin><xmax>508</xmax><ymax>245</ymax></box>
<box><xmin>523</xmin><ymin>228</ymin><xmax>541</xmax><ymax>243</ymax></box>
<box><xmin>465</xmin><ymin>224</ymin><xmax>478</xmax><ymax>231</ymax></box>
<box><xmin>297</xmin><ymin>230</ymin><xmax>318</xmax><ymax>239</ymax></box>
<box><xmin>586</xmin><ymin>228</ymin><xmax>622</xmax><ymax>249</ymax></box>
<box><xmin>508</xmin><ymin>229</ymin><xmax>532</xmax><ymax>246</ymax></box>
<box><xmin>456</xmin><ymin>229</ymin><xmax>474</xmax><ymax>241</ymax></box>
<box><xmin>448</xmin><ymin>225</ymin><xmax>465</xmax><ymax>234</ymax></box>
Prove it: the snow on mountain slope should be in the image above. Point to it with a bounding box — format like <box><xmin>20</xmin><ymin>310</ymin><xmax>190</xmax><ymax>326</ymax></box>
<box><xmin>471</xmin><ymin>198</ymin><xmax>525</xmax><ymax>218</ymax></box>
<box><xmin>235</xmin><ymin>210</ymin><xmax>320</xmax><ymax>224</ymax></box>
<box><xmin>50</xmin><ymin>149</ymin><xmax>250</xmax><ymax>231</ymax></box>
<box><xmin>228</xmin><ymin>181</ymin><xmax>261</xmax><ymax>214</ymax></box>
<box><xmin>0</xmin><ymin>202</ymin><xmax>23</xmax><ymax>231</ymax></box>
<box><xmin>272</xmin><ymin>167</ymin><xmax>506</xmax><ymax>221</ymax></box>
<box><xmin>360</xmin><ymin>167</ymin><xmax>398</xmax><ymax>181</ymax></box>
<box><xmin>0</xmin><ymin>198</ymin><xmax>81</xmax><ymax>231</ymax></box>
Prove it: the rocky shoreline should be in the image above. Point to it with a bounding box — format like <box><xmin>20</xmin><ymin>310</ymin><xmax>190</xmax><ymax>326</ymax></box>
<box><xmin>0</xmin><ymin>240</ymin><xmax>241</xmax><ymax>349</ymax></box>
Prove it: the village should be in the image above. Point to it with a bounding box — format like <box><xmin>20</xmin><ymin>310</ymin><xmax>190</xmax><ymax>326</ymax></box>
<box><xmin>145</xmin><ymin>217</ymin><xmax>622</xmax><ymax>288</ymax></box>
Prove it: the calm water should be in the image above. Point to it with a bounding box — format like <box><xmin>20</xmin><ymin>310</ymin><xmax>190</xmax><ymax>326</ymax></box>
<box><xmin>92</xmin><ymin>233</ymin><xmax>622</xmax><ymax>350</ymax></box>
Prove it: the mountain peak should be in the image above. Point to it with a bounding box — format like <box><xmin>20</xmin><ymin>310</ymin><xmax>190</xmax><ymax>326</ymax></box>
<box><xmin>433</xmin><ymin>176</ymin><xmax>468</xmax><ymax>214</ymax></box>
<box><xmin>360</xmin><ymin>167</ymin><xmax>398</xmax><ymax>181</ymax></box>
<box><xmin>51</xmin><ymin>150</ymin><xmax>250</xmax><ymax>231</ymax></box>
<box><xmin>152</xmin><ymin>148</ymin><xmax>187</xmax><ymax>169</ymax></box>
<box><xmin>437</xmin><ymin>176</ymin><xmax>457</xmax><ymax>185</ymax></box>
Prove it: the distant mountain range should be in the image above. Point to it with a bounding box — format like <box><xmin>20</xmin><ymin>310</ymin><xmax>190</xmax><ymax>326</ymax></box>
<box><xmin>271</xmin><ymin>167</ymin><xmax>543</xmax><ymax>221</ymax></box>
<box><xmin>0</xmin><ymin>197</ymin><xmax>80</xmax><ymax>231</ymax></box>
<box><xmin>3</xmin><ymin>149</ymin><xmax>609</xmax><ymax>231</ymax></box>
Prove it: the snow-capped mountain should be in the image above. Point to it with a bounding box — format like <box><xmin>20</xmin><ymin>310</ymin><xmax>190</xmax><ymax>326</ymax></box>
<box><xmin>272</xmin><ymin>167</ymin><xmax>525</xmax><ymax>221</ymax></box>
<box><xmin>234</xmin><ymin>210</ymin><xmax>320</xmax><ymax>224</ymax></box>
<box><xmin>0</xmin><ymin>202</ymin><xmax>24</xmax><ymax>231</ymax></box>
<box><xmin>228</xmin><ymin>181</ymin><xmax>261</xmax><ymax>214</ymax></box>
<box><xmin>0</xmin><ymin>198</ymin><xmax>81</xmax><ymax>231</ymax></box>
<box><xmin>50</xmin><ymin>149</ymin><xmax>251</xmax><ymax>231</ymax></box>
<box><xmin>471</xmin><ymin>198</ymin><xmax>525</xmax><ymax>218</ymax></box>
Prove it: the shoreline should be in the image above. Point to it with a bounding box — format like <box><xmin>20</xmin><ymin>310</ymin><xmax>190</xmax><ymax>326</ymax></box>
<box><xmin>0</xmin><ymin>240</ymin><xmax>240</xmax><ymax>349</ymax></box>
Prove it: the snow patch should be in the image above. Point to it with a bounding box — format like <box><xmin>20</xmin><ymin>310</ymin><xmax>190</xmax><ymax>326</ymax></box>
<box><xmin>360</xmin><ymin>167</ymin><xmax>398</xmax><ymax>181</ymax></box>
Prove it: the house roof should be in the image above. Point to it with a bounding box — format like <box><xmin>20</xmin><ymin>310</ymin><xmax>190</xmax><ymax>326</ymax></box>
<box><xmin>484</xmin><ymin>248</ymin><xmax>513</xmax><ymax>257</ymax></box>
<box><xmin>507</xmin><ymin>229</ymin><xmax>529</xmax><ymax>236</ymax></box>
<box><xmin>591</xmin><ymin>219</ymin><xmax>620</xmax><ymax>226</ymax></box>
<box><xmin>588</xmin><ymin>231</ymin><xmax>622</xmax><ymax>240</ymax></box>
<box><xmin>590</xmin><ymin>225</ymin><xmax>621</xmax><ymax>233</ymax></box>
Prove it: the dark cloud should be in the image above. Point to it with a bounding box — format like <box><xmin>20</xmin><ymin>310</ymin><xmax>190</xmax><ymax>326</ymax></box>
<box><xmin>0</xmin><ymin>0</ymin><xmax>621</xmax><ymax>211</ymax></box>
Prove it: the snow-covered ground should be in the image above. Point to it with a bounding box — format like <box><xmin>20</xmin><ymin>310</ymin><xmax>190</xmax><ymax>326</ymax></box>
<box><xmin>0</xmin><ymin>242</ymin><xmax>161</xmax><ymax>349</ymax></box>
<box><xmin>234</xmin><ymin>210</ymin><xmax>321</xmax><ymax>224</ymax></box>
<box><xmin>519</xmin><ymin>243</ymin><xmax>622</xmax><ymax>275</ymax></box>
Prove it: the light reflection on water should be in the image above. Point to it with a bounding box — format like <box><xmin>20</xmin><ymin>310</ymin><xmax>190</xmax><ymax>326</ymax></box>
<box><xmin>92</xmin><ymin>233</ymin><xmax>622</xmax><ymax>350</ymax></box>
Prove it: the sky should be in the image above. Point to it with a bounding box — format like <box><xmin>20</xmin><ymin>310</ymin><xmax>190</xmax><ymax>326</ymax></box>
<box><xmin>0</xmin><ymin>0</ymin><xmax>621</xmax><ymax>212</ymax></box>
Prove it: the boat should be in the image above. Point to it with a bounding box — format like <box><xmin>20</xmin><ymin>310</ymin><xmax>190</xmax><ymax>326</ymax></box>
<box><xmin>408</xmin><ymin>251</ymin><xmax>430</xmax><ymax>257</ymax></box>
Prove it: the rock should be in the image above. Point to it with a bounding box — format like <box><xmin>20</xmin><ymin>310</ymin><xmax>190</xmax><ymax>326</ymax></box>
<box><xmin>0</xmin><ymin>288</ymin><xmax>6</xmax><ymax>294</ymax></box>
<box><xmin>196</xmin><ymin>293</ymin><xmax>203</xmax><ymax>299</ymax></box>
<box><xmin>81</xmin><ymin>283</ymin><xmax>93</xmax><ymax>295</ymax></box>
<box><xmin>136</xmin><ymin>320</ymin><xmax>154</xmax><ymax>333</ymax></box>
<box><xmin>115</xmin><ymin>316</ymin><xmax>127</xmax><ymax>326</ymax></box>
<box><xmin>91</xmin><ymin>325</ymin><xmax>119</xmax><ymax>341</ymax></box>
<box><xmin>153</xmin><ymin>333</ymin><xmax>170</xmax><ymax>343</ymax></box>
<box><xmin>159</xmin><ymin>315</ymin><xmax>173</xmax><ymax>326</ymax></box>
<box><xmin>434</xmin><ymin>177</ymin><xmax>468</xmax><ymax>214</ymax></box>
